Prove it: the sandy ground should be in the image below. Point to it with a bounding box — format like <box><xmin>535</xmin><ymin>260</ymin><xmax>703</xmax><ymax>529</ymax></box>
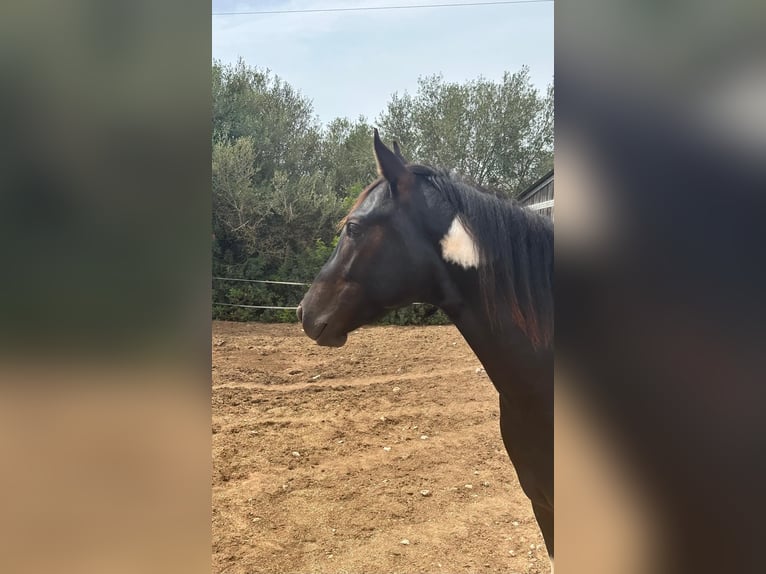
<box><xmin>212</xmin><ymin>321</ymin><xmax>549</xmax><ymax>574</ymax></box>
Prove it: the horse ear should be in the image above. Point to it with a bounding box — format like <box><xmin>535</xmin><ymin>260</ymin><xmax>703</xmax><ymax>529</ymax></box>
<box><xmin>392</xmin><ymin>140</ymin><xmax>407</xmax><ymax>163</ymax></box>
<box><xmin>373</xmin><ymin>128</ymin><xmax>407</xmax><ymax>184</ymax></box>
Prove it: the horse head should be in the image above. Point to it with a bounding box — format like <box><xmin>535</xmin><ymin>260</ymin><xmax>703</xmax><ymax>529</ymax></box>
<box><xmin>297</xmin><ymin>130</ymin><xmax>466</xmax><ymax>346</ymax></box>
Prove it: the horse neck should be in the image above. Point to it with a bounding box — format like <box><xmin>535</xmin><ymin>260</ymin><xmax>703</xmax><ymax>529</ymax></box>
<box><xmin>437</xmin><ymin>269</ymin><xmax>552</xmax><ymax>398</ymax></box>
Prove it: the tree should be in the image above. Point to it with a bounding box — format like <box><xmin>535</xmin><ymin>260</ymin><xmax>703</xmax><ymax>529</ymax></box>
<box><xmin>378</xmin><ymin>68</ymin><xmax>553</xmax><ymax>196</ymax></box>
<box><xmin>212</xmin><ymin>59</ymin><xmax>323</xmax><ymax>184</ymax></box>
<box><xmin>212</xmin><ymin>60</ymin><xmax>348</xmax><ymax>320</ymax></box>
<box><xmin>319</xmin><ymin>116</ymin><xmax>378</xmax><ymax>198</ymax></box>
<box><xmin>212</xmin><ymin>136</ymin><xmax>262</xmax><ymax>259</ymax></box>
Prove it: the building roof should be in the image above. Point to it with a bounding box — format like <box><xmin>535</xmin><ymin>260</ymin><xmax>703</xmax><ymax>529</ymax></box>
<box><xmin>516</xmin><ymin>169</ymin><xmax>554</xmax><ymax>203</ymax></box>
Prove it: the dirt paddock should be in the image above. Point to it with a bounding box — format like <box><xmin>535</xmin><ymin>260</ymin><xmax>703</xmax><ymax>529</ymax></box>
<box><xmin>212</xmin><ymin>321</ymin><xmax>548</xmax><ymax>573</ymax></box>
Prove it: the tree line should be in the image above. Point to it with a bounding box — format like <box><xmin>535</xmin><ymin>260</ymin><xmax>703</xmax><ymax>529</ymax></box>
<box><xmin>212</xmin><ymin>59</ymin><xmax>553</xmax><ymax>323</ymax></box>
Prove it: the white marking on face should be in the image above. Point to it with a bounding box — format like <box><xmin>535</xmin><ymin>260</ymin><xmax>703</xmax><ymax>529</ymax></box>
<box><xmin>440</xmin><ymin>217</ymin><xmax>480</xmax><ymax>269</ymax></box>
<box><xmin>550</xmin><ymin>557</ymin><xmax>554</xmax><ymax>574</ymax></box>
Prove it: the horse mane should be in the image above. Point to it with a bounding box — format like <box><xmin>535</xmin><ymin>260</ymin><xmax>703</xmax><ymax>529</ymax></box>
<box><xmin>411</xmin><ymin>165</ymin><xmax>554</xmax><ymax>349</ymax></box>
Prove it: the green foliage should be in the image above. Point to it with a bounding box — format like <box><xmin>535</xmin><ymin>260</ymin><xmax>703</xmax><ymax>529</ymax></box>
<box><xmin>321</xmin><ymin>117</ymin><xmax>378</xmax><ymax>198</ymax></box>
<box><xmin>213</xmin><ymin>59</ymin><xmax>322</xmax><ymax>183</ymax></box>
<box><xmin>212</xmin><ymin>60</ymin><xmax>553</xmax><ymax>325</ymax></box>
<box><xmin>378</xmin><ymin>68</ymin><xmax>553</xmax><ymax>196</ymax></box>
<box><xmin>377</xmin><ymin>305</ymin><xmax>451</xmax><ymax>326</ymax></box>
<box><xmin>212</xmin><ymin>60</ymin><xmax>346</xmax><ymax>311</ymax></box>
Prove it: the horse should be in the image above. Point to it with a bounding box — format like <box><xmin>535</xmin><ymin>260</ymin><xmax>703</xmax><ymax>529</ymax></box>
<box><xmin>297</xmin><ymin>130</ymin><xmax>554</xmax><ymax>567</ymax></box>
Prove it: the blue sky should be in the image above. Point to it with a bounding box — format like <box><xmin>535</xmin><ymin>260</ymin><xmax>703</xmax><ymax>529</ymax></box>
<box><xmin>212</xmin><ymin>0</ymin><xmax>553</xmax><ymax>125</ymax></box>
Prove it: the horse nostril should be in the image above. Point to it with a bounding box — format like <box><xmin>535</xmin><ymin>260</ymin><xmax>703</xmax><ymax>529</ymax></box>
<box><xmin>296</xmin><ymin>304</ymin><xmax>303</xmax><ymax>322</ymax></box>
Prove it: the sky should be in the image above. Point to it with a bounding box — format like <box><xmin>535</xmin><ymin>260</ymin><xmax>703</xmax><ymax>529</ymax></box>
<box><xmin>212</xmin><ymin>0</ymin><xmax>554</xmax><ymax>125</ymax></box>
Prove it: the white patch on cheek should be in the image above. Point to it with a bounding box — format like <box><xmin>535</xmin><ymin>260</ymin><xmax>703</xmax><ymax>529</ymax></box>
<box><xmin>440</xmin><ymin>217</ymin><xmax>480</xmax><ymax>269</ymax></box>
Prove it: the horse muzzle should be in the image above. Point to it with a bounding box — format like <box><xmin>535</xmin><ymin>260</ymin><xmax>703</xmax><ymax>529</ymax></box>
<box><xmin>297</xmin><ymin>301</ymin><xmax>349</xmax><ymax>347</ymax></box>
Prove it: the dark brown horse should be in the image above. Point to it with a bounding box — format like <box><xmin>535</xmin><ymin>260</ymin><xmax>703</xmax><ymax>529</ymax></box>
<box><xmin>297</xmin><ymin>130</ymin><xmax>553</xmax><ymax>567</ymax></box>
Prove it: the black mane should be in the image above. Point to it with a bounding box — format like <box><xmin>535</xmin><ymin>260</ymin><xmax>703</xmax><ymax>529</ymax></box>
<box><xmin>412</xmin><ymin>165</ymin><xmax>554</xmax><ymax>348</ymax></box>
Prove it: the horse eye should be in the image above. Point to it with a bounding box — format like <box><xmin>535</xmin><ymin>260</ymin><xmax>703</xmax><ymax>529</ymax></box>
<box><xmin>346</xmin><ymin>221</ymin><xmax>362</xmax><ymax>238</ymax></box>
